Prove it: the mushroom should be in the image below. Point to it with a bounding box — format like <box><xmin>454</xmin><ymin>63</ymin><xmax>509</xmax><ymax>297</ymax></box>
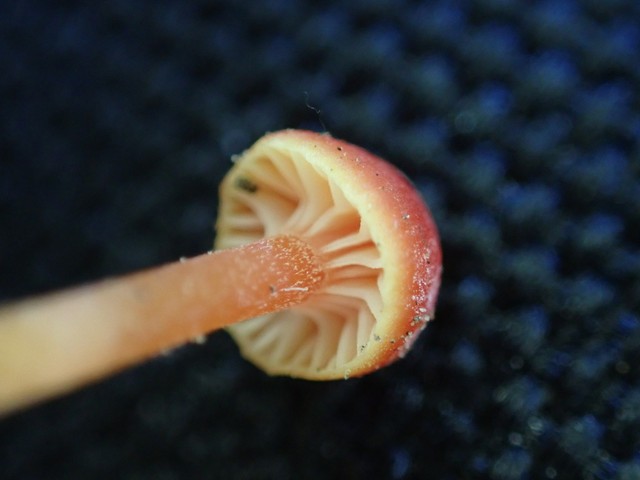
<box><xmin>217</xmin><ymin>130</ymin><xmax>442</xmax><ymax>379</ymax></box>
<box><xmin>0</xmin><ymin>129</ymin><xmax>441</xmax><ymax>414</ymax></box>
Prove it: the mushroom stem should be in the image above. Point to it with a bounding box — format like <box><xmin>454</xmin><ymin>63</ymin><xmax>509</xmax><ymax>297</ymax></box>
<box><xmin>0</xmin><ymin>234</ymin><xmax>324</xmax><ymax>414</ymax></box>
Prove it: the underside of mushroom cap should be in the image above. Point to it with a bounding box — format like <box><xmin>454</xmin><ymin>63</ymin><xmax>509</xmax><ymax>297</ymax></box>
<box><xmin>215</xmin><ymin>129</ymin><xmax>442</xmax><ymax>380</ymax></box>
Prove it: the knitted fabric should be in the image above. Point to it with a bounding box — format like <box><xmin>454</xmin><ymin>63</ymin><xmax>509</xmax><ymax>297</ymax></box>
<box><xmin>1</xmin><ymin>1</ymin><xmax>639</xmax><ymax>478</ymax></box>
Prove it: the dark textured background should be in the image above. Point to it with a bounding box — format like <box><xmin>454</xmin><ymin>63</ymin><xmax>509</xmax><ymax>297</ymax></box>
<box><xmin>1</xmin><ymin>1</ymin><xmax>639</xmax><ymax>478</ymax></box>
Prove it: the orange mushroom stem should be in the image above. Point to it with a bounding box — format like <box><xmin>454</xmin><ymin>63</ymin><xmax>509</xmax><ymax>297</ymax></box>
<box><xmin>0</xmin><ymin>235</ymin><xmax>323</xmax><ymax>413</ymax></box>
<box><xmin>0</xmin><ymin>129</ymin><xmax>442</xmax><ymax>415</ymax></box>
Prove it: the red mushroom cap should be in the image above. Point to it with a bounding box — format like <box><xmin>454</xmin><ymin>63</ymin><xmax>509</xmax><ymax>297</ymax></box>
<box><xmin>215</xmin><ymin>129</ymin><xmax>442</xmax><ymax>379</ymax></box>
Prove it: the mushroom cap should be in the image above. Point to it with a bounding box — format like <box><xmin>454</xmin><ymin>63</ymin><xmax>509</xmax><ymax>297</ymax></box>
<box><xmin>215</xmin><ymin>129</ymin><xmax>442</xmax><ymax>380</ymax></box>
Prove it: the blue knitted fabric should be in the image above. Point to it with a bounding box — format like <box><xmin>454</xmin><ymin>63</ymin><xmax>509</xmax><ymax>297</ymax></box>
<box><xmin>1</xmin><ymin>1</ymin><xmax>639</xmax><ymax>478</ymax></box>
